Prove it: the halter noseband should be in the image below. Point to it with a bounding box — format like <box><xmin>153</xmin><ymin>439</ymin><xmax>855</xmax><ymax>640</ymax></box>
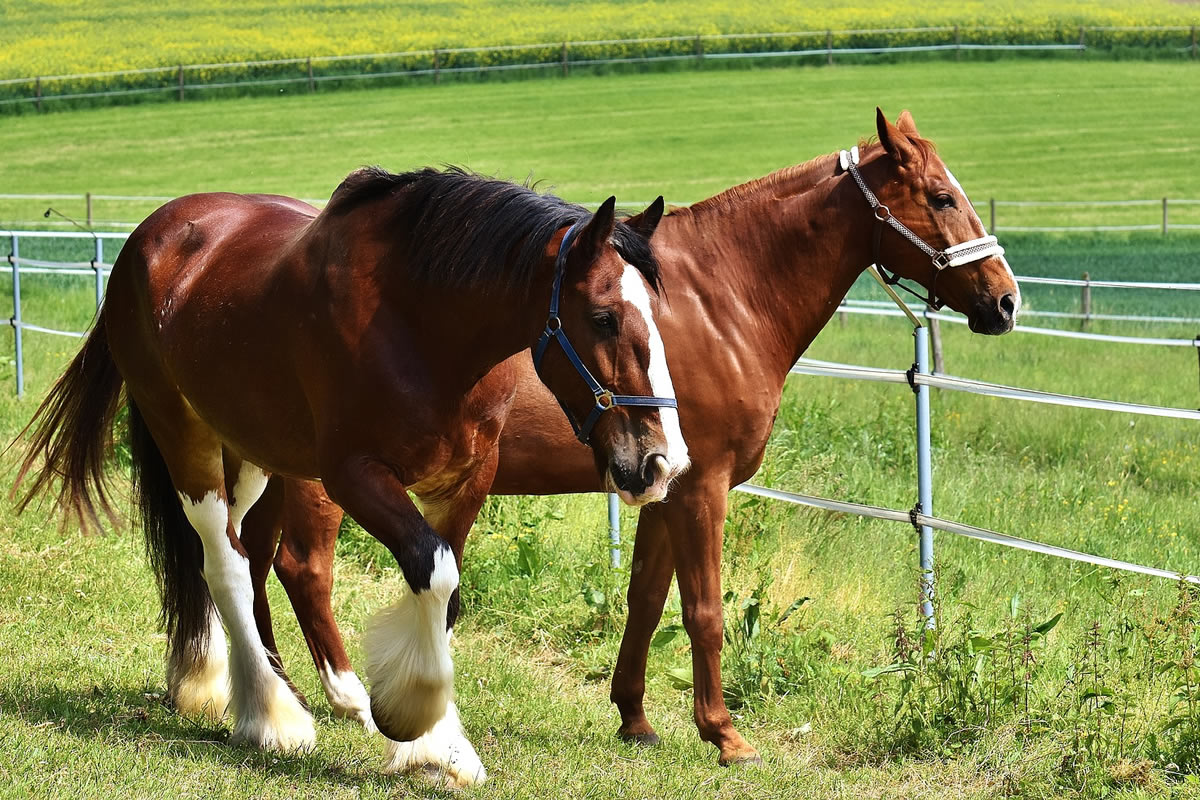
<box><xmin>839</xmin><ymin>146</ymin><xmax>1004</xmax><ymax>310</ymax></box>
<box><xmin>532</xmin><ymin>221</ymin><xmax>678</xmax><ymax>445</ymax></box>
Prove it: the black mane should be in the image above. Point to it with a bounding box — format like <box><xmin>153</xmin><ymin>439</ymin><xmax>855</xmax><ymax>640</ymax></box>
<box><xmin>325</xmin><ymin>166</ymin><xmax>660</xmax><ymax>294</ymax></box>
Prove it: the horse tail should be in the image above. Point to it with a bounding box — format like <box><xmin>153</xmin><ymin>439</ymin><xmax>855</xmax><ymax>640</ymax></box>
<box><xmin>12</xmin><ymin>308</ymin><xmax>125</xmax><ymax>532</ymax></box>
<box><xmin>127</xmin><ymin>399</ymin><xmax>214</xmax><ymax>669</ymax></box>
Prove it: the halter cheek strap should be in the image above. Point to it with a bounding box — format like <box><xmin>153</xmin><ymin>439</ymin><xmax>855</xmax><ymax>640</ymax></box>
<box><xmin>532</xmin><ymin>221</ymin><xmax>678</xmax><ymax>446</ymax></box>
<box><xmin>839</xmin><ymin>146</ymin><xmax>1004</xmax><ymax>309</ymax></box>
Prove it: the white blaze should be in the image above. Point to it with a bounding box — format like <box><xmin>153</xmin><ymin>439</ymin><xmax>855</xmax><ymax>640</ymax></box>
<box><xmin>618</xmin><ymin>265</ymin><xmax>689</xmax><ymax>473</ymax></box>
<box><xmin>945</xmin><ymin>167</ymin><xmax>1020</xmax><ymax>312</ymax></box>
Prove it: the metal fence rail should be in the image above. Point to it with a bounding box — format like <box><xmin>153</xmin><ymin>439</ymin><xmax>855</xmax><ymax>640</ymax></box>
<box><xmin>2</xmin><ymin>23</ymin><xmax>1197</xmax><ymax>111</ymax></box>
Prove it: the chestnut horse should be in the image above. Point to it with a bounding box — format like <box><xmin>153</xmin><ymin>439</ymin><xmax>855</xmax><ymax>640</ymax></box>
<box><xmin>244</xmin><ymin>110</ymin><xmax>1019</xmax><ymax>780</ymax></box>
<box><xmin>12</xmin><ymin>167</ymin><xmax>689</xmax><ymax>776</ymax></box>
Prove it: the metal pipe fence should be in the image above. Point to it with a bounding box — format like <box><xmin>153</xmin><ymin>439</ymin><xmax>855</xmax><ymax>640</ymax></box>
<box><xmin>2</xmin><ymin>24</ymin><xmax>1197</xmax><ymax>111</ymax></box>
<box><xmin>4</xmin><ymin>230</ymin><xmax>1200</xmax><ymax>594</ymax></box>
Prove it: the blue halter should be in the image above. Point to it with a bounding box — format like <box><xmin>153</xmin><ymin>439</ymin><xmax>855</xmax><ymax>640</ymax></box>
<box><xmin>532</xmin><ymin>221</ymin><xmax>679</xmax><ymax>445</ymax></box>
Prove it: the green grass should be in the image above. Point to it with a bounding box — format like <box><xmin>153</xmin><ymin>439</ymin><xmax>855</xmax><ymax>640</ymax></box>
<box><xmin>2</xmin><ymin>61</ymin><xmax>1199</xmax><ymax>231</ymax></box>
<box><xmin>3</xmin><ymin>60</ymin><xmax>1200</xmax><ymax>798</ymax></box>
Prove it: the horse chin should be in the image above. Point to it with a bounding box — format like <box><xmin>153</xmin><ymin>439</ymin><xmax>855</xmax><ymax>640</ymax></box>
<box><xmin>967</xmin><ymin>311</ymin><xmax>1015</xmax><ymax>336</ymax></box>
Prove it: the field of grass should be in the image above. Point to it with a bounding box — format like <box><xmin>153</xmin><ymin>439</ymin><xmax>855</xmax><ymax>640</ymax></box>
<box><xmin>2</xmin><ymin>60</ymin><xmax>1200</xmax><ymax>798</ymax></box>
<box><xmin>3</xmin><ymin>1</ymin><xmax>1196</xmax><ymax>80</ymax></box>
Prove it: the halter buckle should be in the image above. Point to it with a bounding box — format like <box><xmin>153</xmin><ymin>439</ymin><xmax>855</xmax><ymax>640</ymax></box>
<box><xmin>873</xmin><ymin>204</ymin><xmax>891</xmax><ymax>223</ymax></box>
<box><xmin>932</xmin><ymin>253</ymin><xmax>950</xmax><ymax>270</ymax></box>
<box><xmin>545</xmin><ymin>315</ymin><xmax>562</xmax><ymax>332</ymax></box>
<box><xmin>595</xmin><ymin>390</ymin><xmax>615</xmax><ymax>410</ymax></box>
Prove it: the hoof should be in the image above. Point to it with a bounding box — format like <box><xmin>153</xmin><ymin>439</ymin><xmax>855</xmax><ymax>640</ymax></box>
<box><xmin>382</xmin><ymin>701</ymin><xmax>486</xmax><ymax>788</ymax></box>
<box><xmin>618</xmin><ymin>730</ymin><xmax>661</xmax><ymax>747</ymax></box>
<box><xmin>719</xmin><ymin>750</ymin><xmax>764</xmax><ymax>768</ymax></box>
<box><xmin>229</xmin><ymin>678</ymin><xmax>317</xmax><ymax>753</ymax></box>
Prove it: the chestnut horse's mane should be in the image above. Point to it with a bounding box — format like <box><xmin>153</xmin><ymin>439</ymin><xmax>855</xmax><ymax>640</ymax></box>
<box><xmin>323</xmin><ymin>165</ymin><xmax>661</xmax><ymax>294</ymax></box>
<box><xmin>673</xmin><ymin>134</ymin><xmax>938</xmax><ymax>218</ymax></box>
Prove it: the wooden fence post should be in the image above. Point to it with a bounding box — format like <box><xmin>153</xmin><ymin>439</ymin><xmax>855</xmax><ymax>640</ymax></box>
<box><xmin>1081</xmin><ymin>272</ymin><xmax>1091</xmax><ymax>331</ymax></box>
<box><xmin>1192</xmin><ymin>25</ymin><xmax>1197</xmax><ymax>59</ymax></box>
<box><xmin>1163</xmin><ymin>197</ymin><xmax>1169</xmax><ymax>235</ymax></box>
<box><xmin>1079</xmin><ymin>26</ymin><xmax>1086</xmax><ymax>49</ymax></box>
<box><xmin>826</xmin><ymin>30</ymin><xmax>833</xmax><ymax>65</ymax></box>
<box><xmin>35</xmin><ymin>76</ymin><xmax>42</xmax><ymax>112</ymax></box>
<box><xmin>307</xmin><ymin>58</ymin><xmax>314</xmax><ymax>92</ymax></box>
<box><xmin>928</xmin><ymin>311</ymin><xmax>945</xmax><ymax>373</ymax></box>
<box><xmin>434</xmin><ymin>49</ymin><xmax>440</xmax><ymax>84</ymax></box>
<box><xmin>86</xmin><ymin>193</ymin><xmax>93</xmax><ymax>228</ymax></box>
<box><xmin>177</xmin><ymin>65</ymin><xmax>184</xmax><ymax>101</ymax></box>
<box><xmin>695</xmin><ymin>34</ymin><xmax>703</xmax><ymax>63</ymax></box>
<box><xmin>989</xmin><ymin>198</ymin><xmax>996</xmax><ymax>233</ymax></box>
<box><xmin>954</xmin><ymin>25</ymin><xmax>961</xmax><ymax>61</ymax></box>
<box><xmin>562</xmin><ymin>41</ymin><xmax>569</xmax><ymax>76</ymax></box>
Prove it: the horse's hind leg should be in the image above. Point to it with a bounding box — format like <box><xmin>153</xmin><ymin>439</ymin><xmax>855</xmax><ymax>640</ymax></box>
<box><xmin>270</xmin><ymin>480</ymin><xmax>375</xmax><ymax>728</ymax></box>
<box><xmin>141</xmin><ymin>404</ymin><xmax>316</xmax><ymax>752</ymax></box>
<box><xmin>167</xmin><ymin>605</ymin><xmax>230</xmax><ymax>721</ymax></box>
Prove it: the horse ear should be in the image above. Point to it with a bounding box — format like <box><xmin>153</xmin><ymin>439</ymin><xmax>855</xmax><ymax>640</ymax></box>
<box><xmin>576</xmin><ymin>196</ymin><xmax>618</xmax><ymax>262</ymax></box>
<box><xmin>624</xmin><ymin>196</ymin><xmax>665</xmax><ymax>239</ymax></box>
<box><xmin>876</xmin><ymin>107</ymin><xmax>918</xmax><ymax>165</ymax></box>
<box><xmin>896</xmin><ymin>109</ymin><xmax>920</xmax><ymax>137</ymax></box>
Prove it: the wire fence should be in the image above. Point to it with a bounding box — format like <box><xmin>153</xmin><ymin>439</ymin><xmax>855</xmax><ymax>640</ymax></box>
<box><xmin>2</xmin><ymin>24</ymin><xmax>1197</xmax><ymax>111</ymax></box>
<box><xmin>5</xmin><ymin>193</ymin><xmax>1200</xmax><ymax>234</ymax></box>
<box><xmin>4</xmin><ymin>230</ymin><xmax>1199</xmax><ymax>613</ymax></box>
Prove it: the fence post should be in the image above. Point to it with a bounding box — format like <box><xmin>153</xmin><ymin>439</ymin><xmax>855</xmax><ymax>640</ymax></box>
<box><xmin>433</xmin><ymin>49</ymin><xmax>441</xmax><ymax>84</ymax></box>
<box><xmin>35</xmin><ymin>76</ymin><xmax>42</xmax><ymax>112</ymax></box>
<box><xmin>93</xmin><ymin>238</ymin><xmax>104</xmax><ymax>310</ymax></box>
<box><xmin>307</xmin><ymin>58</ymin><xmax>314</xmax><ymax>92</ymax></box>
<box><xmin>1081</xmin><ymin>271</ymin><xmax>1092</xmax><ymax>331</ymax></box>
<box><xmin>1192</xmin><ymin>25</ymin><xmax>1197</xmax><ymax>59</ymax></box>
<box><xmin>695</xmin><ymin>34</ymin><xmax>704</xmax><ymax>63</ymax></box>
<box><xmin>1079</xmin><ymin>26</ymin><xmax>1086</xmax><ymax>49</ymax></box>
<box><xmin>1163</xmin><ymin>197</ymin><xmax>1169</xmax><ymax>235</ymax></box>
<box><xmin>826</xmin><ymin>30</ymin><xmax>833</xmax><ymax>65</ymax></box>
<box><xmin>177</xmin><ymin>65</ymin><xmax>184</xmax><ymax>101</ymax></box>
<box><xmin>954</xmin><ymin>25</ymin><xmax>961</xmax><ymax>61</ymax></box>
<box><xmin>914</xmin><ymin>325</ymin><xmax>934</xmax><ymax>628</ymax></box>
<box><xmin>927</xmin><ymin>308</ymin><xmax>945</xmax><ymax>373</ymax></box>
<box><xmin>86</xmin><ymin>192</ymin><xmax>93</xmax><ymax>228</ymax></box>
<box><xmin>10</xmin><ymin>234</ymin><xmax>23</xmax><ymax>397</ymax></box>
<box><xmin>989</xmin><ymin>197</ymin><xmax>996</xmax><ymax>233</ymax></box>
<box><xmin>562</xmin><ymin>41</ymin><xmax>569</xmax><ymax>76</ymax></box>
<box><xmin>607</xmin><ymin>493</ymin><xmax>621</xmax><ymax>569</ymax></box>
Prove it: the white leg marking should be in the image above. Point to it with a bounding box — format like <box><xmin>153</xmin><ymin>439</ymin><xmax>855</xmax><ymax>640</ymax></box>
<box><xmin>227</xmin><ymin>462</ymin><xmax>270</xmax><ymax>533</ymax></box>
<box><xmin>945</xmin><ymin>167</ymin><xmax>1021</xmax><ymax>313</ymax></box>
<box><xmin>179</xmin><ymin>490</ymin><xmax>315</xmax><ymax>752</ymax></box>
<box><xmin>318</xmin><ymin>665</ymin><xmax>377</xmax><ymax>732</ymax></box>
<box><xmin>365</xmin><ymin>544</ymin><xmax>457</xmax><ymax>742</ymax></box>
<box><xmin>382</xmin><ymin>699</ymin><xmax>487</xmax><ymax>788</ymax></box>
<box><xmin>167</xmin><ymin>606</ymin><xmax>230</xmax><ymax>721</ymax></box>
<box><xmin>619</xmin><ymin>265</ymin><xmax>690</xmax><ymax>485</ymax></box>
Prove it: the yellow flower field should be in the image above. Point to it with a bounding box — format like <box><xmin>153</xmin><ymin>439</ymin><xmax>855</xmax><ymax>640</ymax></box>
<box><xmin>1</xmin><ymin>0</ymin><xmax>1196</xmax><ymax>80</ymax></box>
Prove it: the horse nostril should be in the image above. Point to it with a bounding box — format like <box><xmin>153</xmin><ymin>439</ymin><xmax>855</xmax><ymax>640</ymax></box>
<box><xmin>640</xmin><ymin>454</ymin><xmax>666</xmax><ymax>488</ymax></box>
<box><xmin>998</xmin><ymin>293</ymin><xmax>1016</xmax><ymax>319</ymax></box>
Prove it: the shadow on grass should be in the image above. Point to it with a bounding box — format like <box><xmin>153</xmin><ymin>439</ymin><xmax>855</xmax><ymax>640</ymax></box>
<box><xmin>0</xmin><ymin>680</ymin><xmax>429</xmax><ymax>792</ymax></box>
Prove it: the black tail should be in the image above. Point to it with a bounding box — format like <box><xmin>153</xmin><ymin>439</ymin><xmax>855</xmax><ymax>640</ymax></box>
<box><xmin>12</xmin><ymin>308</ymin><xmax>124</xmax><ymax>532</ymax></box>
<box><xmin>127</xmin><ymin>399</ymin><xmax>213</xmax><ymax>669</ymax></box>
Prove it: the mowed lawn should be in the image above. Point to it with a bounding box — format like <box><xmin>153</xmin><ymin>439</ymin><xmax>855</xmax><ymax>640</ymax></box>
<box><xmin>2</xmin><ymin>61</ymin><xmax>1200</xmax><ymax>799</ymax></box>
<box><xmin>2</xmin><ymin>60</ymin><xmax>1199</xmax><ymax>229</ymax></box>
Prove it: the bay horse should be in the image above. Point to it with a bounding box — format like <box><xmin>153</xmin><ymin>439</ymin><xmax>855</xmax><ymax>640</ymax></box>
<box><xmin>240</xmin><ymin>109</ymin><xmax>1019</xmax><ymax>782</ymax></box>
<box><xmin>11</xmin><ymin>167</ymin><xmax>689</xmax><ymax>772</ymax></box>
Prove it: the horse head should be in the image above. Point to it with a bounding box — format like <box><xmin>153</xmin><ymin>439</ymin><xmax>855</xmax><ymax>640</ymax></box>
<box><xmin>533</xmin><ymin>196</ymin><xmax>689</xmax><ymax>506</ymax></box>
<box><xmin>849</xmin><ymin>108</ymin><xmax>1019</xmax><ymax>334</ymax></box>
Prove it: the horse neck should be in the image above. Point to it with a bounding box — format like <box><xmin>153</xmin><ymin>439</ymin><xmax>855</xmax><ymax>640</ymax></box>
<box><xmin>664</xmin><ymin>158</ymin><xmax>878</xmax><ymax>373</ymax></box>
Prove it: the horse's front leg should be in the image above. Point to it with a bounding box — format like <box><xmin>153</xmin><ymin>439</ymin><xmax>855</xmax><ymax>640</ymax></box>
<box><xmin>666</xmin><ymin>473</ymin><xmax>762</xmax><ymax>766</ymax></box>
<box><xmin>322</xmin><ymin>455</ymin><xmax>458</xmax><ymax>744</ymax></box>
<box><xmin>611</xmin><ymin>502</ymin><xmax>675</xmax><ymax>745</ymax></box>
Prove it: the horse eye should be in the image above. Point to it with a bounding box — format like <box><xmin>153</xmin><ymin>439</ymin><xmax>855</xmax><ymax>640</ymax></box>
<box><xmin>591</xmin><ymin>311</ymin><xmax>619</xmax><ymax>336</ymax></box>
<box><xmin>933</xmin><ymin>193</ymin><xmax>956</xmax><ymax>210</ymax></box>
